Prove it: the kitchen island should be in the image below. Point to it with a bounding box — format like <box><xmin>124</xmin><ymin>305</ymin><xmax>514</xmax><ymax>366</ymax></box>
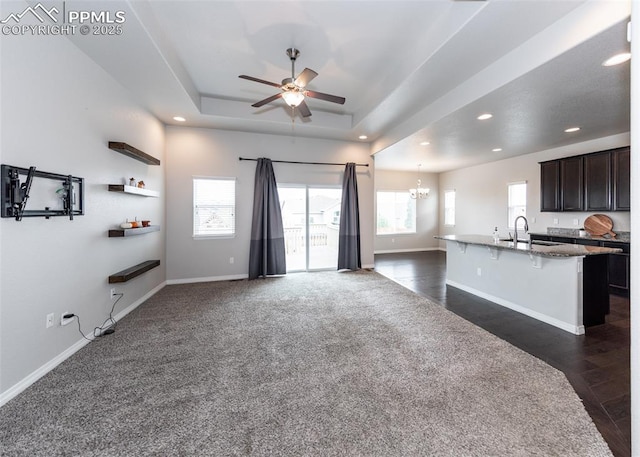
<box><xmin>435</xmin><ymin>235</ymin><xmax>622</xmax><ymax>335</ymax></box>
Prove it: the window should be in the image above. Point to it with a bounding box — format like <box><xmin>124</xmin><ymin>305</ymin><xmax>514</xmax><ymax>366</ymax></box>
<box><xmin>444</xmin><ymin>190</ymin><xmax>455</xmax><ymax>226</ymax></box>
<box><xmin>193</xmin><ymin>177</ymin><xmax>235</xmax><ymax>238</ymax></box>
<box><xmin>376</xmin><ymin>191</ymin><xmax>416</xmax><ymax>235</ymax></box>
<box><xmin>508</xmin><ymin>182</ymin><xmax>527</xmax><ymax>228</ymax></box>
<box><xmin>332</xmin><ymin>210</ymin><xmax>340</xmax><ymax>226</ymax></box>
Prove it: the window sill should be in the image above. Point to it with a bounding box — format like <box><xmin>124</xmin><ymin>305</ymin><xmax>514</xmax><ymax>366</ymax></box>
<box><xmin>193</xmin><ymin>235</ymin><xmax>236</xmax><ymax>240</ymax></box>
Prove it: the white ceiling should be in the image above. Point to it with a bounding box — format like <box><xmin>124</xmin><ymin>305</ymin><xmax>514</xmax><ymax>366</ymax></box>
<box><xmin>64</xmin><ymin>0</ymin><xmax>630</xmax><ymax>172</ymax></box>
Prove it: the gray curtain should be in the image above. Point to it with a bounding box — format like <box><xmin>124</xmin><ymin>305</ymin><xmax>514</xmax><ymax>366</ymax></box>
<box><xmin>248</xmin><ymin>158</ymin><xmax>286</xmax><ymax>279</ymax></box>
<box><xmin>337</xmin><ymin>162</ymin><xmax>361</xmax><ymax>270</ymax></box>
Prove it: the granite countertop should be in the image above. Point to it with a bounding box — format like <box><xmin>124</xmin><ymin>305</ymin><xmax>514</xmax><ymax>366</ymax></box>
<box><xmin>528</xmin><ymin>231</ymin><xmax>630</xmax><ymax>244</ymax></box>
<box><xmin>435</xmin><ymin>234</ymin><xmax>622</xmax><ymax>258</ymax></box>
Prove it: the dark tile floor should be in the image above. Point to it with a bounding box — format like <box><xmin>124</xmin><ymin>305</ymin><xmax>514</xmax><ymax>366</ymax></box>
<box><xmin>374</xmin><ymin>250</ymin><xmax>631</xmax><ymax>457</ymax></box>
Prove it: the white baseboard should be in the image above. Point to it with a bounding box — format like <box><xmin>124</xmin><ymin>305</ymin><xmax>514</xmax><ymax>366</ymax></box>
<box><xmin>0</xmin><ymin>337</ymin><xmax>92</xmax><ymax>409</ymax></box>
<box><xmin>166</xmin><ymin>274</ymin><xmax>248</xmax><ymax>285</ymax></box>
<box><xmin>374</xmin><ymin>247</ymin><xmax>441</xmax><ymax>254</ymax></box>
<box><xmin>0</xmin><ymin>281</ymin><xmax>167</xmax><ymax>408</ymax></box>
<box><xmin>166</xmin><ymin>268</ymin><xmax>379</xmax><ymax>283</ymax></box>
<box><xmin>112</xmin><ymin>281</ymin><xmax>166</xmax><ymax>323</ymax></box>
<box><xmin>446</xmin><ymin>279</ymin><xmax>585</xmax><ymax>335</ymax></box>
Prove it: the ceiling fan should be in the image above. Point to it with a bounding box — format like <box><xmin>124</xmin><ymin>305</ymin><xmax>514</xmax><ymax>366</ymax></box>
<box><xmin>239</xmin><ymin>48</ymin><xmax>346</xmax><ymax>118</ymax></box>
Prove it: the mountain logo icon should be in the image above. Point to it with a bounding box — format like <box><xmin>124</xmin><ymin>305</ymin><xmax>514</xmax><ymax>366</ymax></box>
<box><xmin>1</xmin><ymin>3</ymin><xmax>59</xmax><ymax>24</ymax></box>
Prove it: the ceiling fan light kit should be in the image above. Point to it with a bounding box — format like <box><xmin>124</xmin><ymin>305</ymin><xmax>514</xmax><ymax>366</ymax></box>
<box><xmin>282</xmin><ymin>91</ymin><xmax>304</xmax><ymax>107</ymax></box>
<box><xmin>239</xmin><ymin>48</ymin><xmax>345</xmax><ymax>118</ymax></box>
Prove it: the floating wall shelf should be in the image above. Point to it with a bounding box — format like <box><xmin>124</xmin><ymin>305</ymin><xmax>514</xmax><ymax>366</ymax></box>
<box><xmin>108</xmin><ymin>225</ymin><xmax>160</xmax><ymax>237</ymax></box>
<box><xmin>108</xmin><ymin>184</ymin><xmax>159</xmax><ymax>198</ymax></box>
<box><xmin>108</xmin><ymin>142</ymin><xmax>160</xmax><ymax>166</ymax></box>
<box><xmin>109</xmin><ymin>260</ymin><xmax>160</xmax><ymax>283</ymax></box>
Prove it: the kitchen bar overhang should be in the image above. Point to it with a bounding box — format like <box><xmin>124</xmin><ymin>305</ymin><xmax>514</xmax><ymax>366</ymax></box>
<box><xmin>436</xmin><ymin>235</ymin><xmax>622</xmax><ymax>335</ymax></box>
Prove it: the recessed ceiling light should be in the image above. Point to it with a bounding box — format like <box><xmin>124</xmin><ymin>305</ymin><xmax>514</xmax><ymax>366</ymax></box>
<box><xmin>358</xmin><ymin>135</ymin><xmax>368</xmax><ymax>140</ymax></box>
<box><xmin>173</xmin><ymin>116</ymin><xmax>186</xmax><ymax>122</ymax></box>
<box><xmin>477</xmin><ymin>113</ymin><xmax>493</xmax><ymax>120</ymax></box>
<box><xmin>564</xmin><ymin>127</ymin><xmax>581</xmax><ymax>133</ymax></box>
<box><xmin>492</xmin><ymin>148</ymin><xmax>502</xmax><ymax>152</ymax></box>
<box><xmin>602</xmin><ymin>52</ymin><xmax>631</xmax><ymax>66</ymax></box>
<box><xmin>420</xmin><ymin>141</ymin><xmax>430</xmax><ymax>146</ymax></box>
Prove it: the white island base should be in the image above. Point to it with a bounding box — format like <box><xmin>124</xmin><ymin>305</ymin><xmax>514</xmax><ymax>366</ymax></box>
<box><xmin>444</xmin><ymin>241</ymin><xmax>591</xmax><ymax>335</ymax></box>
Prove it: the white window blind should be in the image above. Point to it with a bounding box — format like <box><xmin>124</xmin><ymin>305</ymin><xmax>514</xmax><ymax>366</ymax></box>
<box><xmin>507</xmin><ymin>182</ymin><xmax>527</xmax><ymax>228</ymax></box>
<box><xmin>376</xmin><ymin>191</ymin><xmax>416</xmax><ymax>235</ymax></box>
<box><xmin>444</xmin><ymin>190</ymin><xmax>455</xmax><ymax>226</ymax></box>
<box><xmin>193</xmin><ymin>177</ymin><xmax>236</xmax><ymax>238</ymax></box>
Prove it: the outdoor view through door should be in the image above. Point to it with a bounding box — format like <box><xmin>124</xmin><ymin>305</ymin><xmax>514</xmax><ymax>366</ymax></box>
<box><xmin>278</xmin><ymin>187</ymin><xmax>342</xmax><ymax>271</ymax></box>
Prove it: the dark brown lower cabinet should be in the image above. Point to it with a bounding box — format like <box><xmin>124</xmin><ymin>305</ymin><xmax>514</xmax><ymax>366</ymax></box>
<box><xmin>530</xmin><ymin>234</ymin><xmax>630</xmax><ymax>297</ymax></box>
<box><xmin>602</xmin><ymin>241</ymin><xmax>630</xmax><ymax>296</ymax></box>
<box><xmin>608</xmin><ymin>254</ymin><xmax>630</xmax><ymax>291</ymax></box>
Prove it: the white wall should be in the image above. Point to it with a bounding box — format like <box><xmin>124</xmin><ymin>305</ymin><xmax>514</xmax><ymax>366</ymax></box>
<box><xmin>0</xmin><ymin>19</ymin><xmax>166</xmax><ymax>401</ymax></box>
<box><xmin>165</xmin><ymin>127</ymin><xmax>374</xmax><ymax>281</ymax></box>
<box><xmin>374</xmin><ymin>169</ymin><xmax>439</xmax><ymax>253</ymax></box>
<box><xmin>438</xmin><ymin>133</ymin><xmax>631</xmax><ymax>243</ymax></box>
<box><xmin>629</xmin><ymin>2</ymin><xmax>639</xmax><ymax>449</ymax></box>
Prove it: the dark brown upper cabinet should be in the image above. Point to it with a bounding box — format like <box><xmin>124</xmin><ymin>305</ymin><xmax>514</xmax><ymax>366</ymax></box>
<box><xmin>540</xmin><ymin>160</ymin><xmax>560</xmax><ymax>212</ymax></box>
<box><xmin>584</xmin><ymin>150</ymin><xmax>612</xmax><ymax>211</ymax></box>
<box><xmin>539</xmin><ymin>146</ymin><xmax>629</xmax><ymax>212</ymax></box>
<box><xmin>560</xmin><ymin>156</ymin><xmax>583</xmax><ymax>211</ymax></box>
<box><xmin>613</xmin><ymin>147</ymin><xmax>630</xmax><ymax>211</ymax></box>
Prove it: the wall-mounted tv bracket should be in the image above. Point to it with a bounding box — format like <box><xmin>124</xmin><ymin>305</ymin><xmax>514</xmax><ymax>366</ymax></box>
<box><xmin>1</xmin><ymin>164</ymin><xmax>84</xmax><ymax>221</ymax></box>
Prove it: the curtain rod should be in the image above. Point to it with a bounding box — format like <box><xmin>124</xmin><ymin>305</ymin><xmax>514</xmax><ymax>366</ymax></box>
<box><xmin>238</xmin><ymin>157</ymin><xmax>369</xmax><ymax>167</ymax></box>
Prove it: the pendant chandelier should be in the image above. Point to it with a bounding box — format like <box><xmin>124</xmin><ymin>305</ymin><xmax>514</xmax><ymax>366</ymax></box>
<box><xmin>409</xmin><ymin>164</ymin><xmax>430</xmax><ymax>199</ymax></box>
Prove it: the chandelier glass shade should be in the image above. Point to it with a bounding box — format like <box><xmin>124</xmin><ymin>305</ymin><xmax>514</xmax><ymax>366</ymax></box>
<box><xmin>409</xmin><ymin>164</ymin><xmax>430</xmax><ymax>199</ymax></box>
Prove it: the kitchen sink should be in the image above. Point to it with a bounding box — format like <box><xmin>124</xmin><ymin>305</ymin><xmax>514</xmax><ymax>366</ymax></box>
<box><xmin>530</xmin><ymin>240</ymin><xmax>565</xmax><ymax>246</ymax></box>
<box><xmin>505</xmin><ymin>239</ymin><xmax>565</xmax><ymax>246</ymax></box>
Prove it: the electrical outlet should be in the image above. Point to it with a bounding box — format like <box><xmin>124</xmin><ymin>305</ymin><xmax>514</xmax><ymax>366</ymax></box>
<box><xmin>476</xmin><ymin>267</ymin><xmax>482</xmax><ymax>277</ymax></box>
<box><xmin>46</xmin><ymin>313</ymin><xmax>54</xmax><ymax>328</ymax></box>
<box><xmin>61</xmin><ymin>312</ymin><xmax>74</xmax><ymax>326</ymax></box>
<box><xmin>110</xmin><ymin>288</ymin><xmax>117</xmax><ymax>299</ymax></box>
<box><xmin>573</xmin><ymin>219</ymin><xmax>579</xmax><ymax>226</ymax></box>
<box><xmin>229</xmin><ymin>257</ymin><xmax>234</xmax><ymax>264</ymax></box>
<box><xmin>553</xmin><ymin>218</ymin><xmax>559</xmax><ymax>225</ymax></box>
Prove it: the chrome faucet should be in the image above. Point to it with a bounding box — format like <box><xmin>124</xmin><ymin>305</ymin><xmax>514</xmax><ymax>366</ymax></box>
<box><xmin>513</xmin><ymin>216</ymin><xmax>529</xmax><ymax>245</ymax></box>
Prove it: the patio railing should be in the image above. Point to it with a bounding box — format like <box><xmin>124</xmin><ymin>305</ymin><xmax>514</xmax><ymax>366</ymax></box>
<box><xmin>284</xmin><ymin>224</ymin><xmax>330</xmax><ymax>253</ymax></box>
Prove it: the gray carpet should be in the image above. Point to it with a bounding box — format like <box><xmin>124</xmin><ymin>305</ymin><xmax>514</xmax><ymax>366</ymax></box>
<box><xmin>0</xmin><ymin>270</ymin><xmax>612</xmax><ymax>456</ymax></box>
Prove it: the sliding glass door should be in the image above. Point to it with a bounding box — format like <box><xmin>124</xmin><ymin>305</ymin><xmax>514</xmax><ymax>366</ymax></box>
<box><xmin>308</xmin><ymin>188</ymin><xmax>341</xmax><ymax>270</ymax></box>
<box><xmin>278</xmin><ymin>186</ymin><xmax>341</xmax><ymax>271</ymax></box>
<box><xmin>278</xmin><ymin>187</ymin><xmax>307</xmax><ymax>271</ymax></box>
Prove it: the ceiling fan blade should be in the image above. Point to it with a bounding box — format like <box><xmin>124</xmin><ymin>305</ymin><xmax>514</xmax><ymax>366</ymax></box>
<box><xmin>239</xmin><ymin>75</ymin><xmax>282</xmax><ymax>89</ymax></box>
<box><xmin>304</xmin><ymin>90</ymin><xmax>346</xmax><ymax>105</ymax></box>
<box><xmin>294</xmin><ymin>68</ymin><xmax>318</xmax><ymax>88</ymax></box>
<box><xmin>297</xmin><ymin>100</ymin><xmax>312</xmax><ymax>118</ymax></box>
<box><xmin>252</xmin><ymin>93</ymin><xmax>283</xmax><ymax>108</ymax></box>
